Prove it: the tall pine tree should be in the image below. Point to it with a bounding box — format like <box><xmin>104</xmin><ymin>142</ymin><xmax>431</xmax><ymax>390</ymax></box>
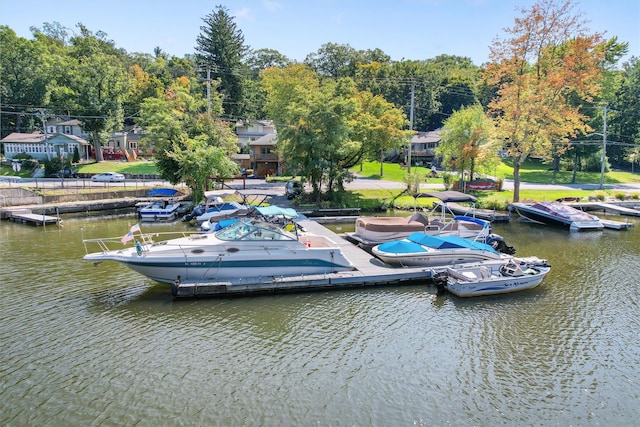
<box><xmin>195</xmin><ymin>5</ymin><xmax>248</xmax><ymax>119</ymax></box>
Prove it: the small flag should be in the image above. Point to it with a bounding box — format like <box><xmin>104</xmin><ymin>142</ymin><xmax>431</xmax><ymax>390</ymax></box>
<box><xmin>121</xmin><ymin>231</ymin><xmax>134</xmax><ymax>245</ymax></box>
<box><xmin>121</xmin><ymin>224</ymin><xmax>141</xmax><ymax>245</ymax></box>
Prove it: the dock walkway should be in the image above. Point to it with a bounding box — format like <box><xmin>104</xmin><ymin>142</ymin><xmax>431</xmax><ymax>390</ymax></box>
<box><xmin>7</xmin><ymin>208</ymin><xmax>61</xmax><ymax>226</ymax></box>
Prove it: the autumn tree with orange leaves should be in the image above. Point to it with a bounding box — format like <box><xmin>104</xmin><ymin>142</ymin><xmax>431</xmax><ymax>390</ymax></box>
<box><xmin>484</xmin><ymin>0</ymin><xmax>607</xmax><ymax>202</ymax></box>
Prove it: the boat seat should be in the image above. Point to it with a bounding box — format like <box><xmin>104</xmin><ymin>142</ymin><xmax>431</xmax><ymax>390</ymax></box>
<box><xmin>479</xmin><ymin>266</ymin><xmax>491</xmax><ymax>279</ymax></box>
<box><xmin>501</xmin><ymin>262</ymin><xmax>525</xmax><ymax>276</ymax></box>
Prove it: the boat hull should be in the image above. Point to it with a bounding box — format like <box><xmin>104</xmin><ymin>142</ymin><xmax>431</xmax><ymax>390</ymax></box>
<box><xmin>84</xmin><ymin>232</ymin><xmax>354</xmax><ymax>284</ymax></box>
<box><xmin>372</xmin><ymin>248</ymin><xmax>504</xmax><ymax>267</ymax></box>
<box><xmin>445</xmin><ymin>263</ymin><xmax>551</xmax><ymax>297</ymax></box>
<box><xmin>511</xmin><ymin>202</ymin><xmax>603</xmax><ymax>231</ymax></box>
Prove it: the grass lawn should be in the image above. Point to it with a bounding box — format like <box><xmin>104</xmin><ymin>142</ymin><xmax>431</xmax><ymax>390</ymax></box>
<box><xmin>75</xmin><ymin>161</ymin><xmax>158</xmax><ymax>175</ymax></box>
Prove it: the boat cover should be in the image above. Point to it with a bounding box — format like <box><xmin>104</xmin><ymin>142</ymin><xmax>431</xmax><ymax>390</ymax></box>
<box><xmin>148</xmin><ymin>188</ymin><xmax>180</xmax><ymax>197</ymax></box>
<box><xmin>255</xmin><ymin>206</ymin><xmax>298</xmax><ymax>219</ymax></box>
<box><xmin>376</xmin><ymin>240</ymin><xmax>428</xmax><ymax>254</ymax></box>
<box><xmin>406</xmin><ymin>232</ymin><xmax>498</xmax><ymax>252</ymax></box>
<box><xmin>452</xmin><ymin>216</ymin><xmax>489</xmax><ymax>226</ymax></box>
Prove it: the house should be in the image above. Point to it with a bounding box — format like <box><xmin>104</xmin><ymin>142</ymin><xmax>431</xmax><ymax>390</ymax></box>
<box><xmin>104</xmin><ymin>125</ymin><xmax>147</xmax><ymax>161</ymax></box>
<box><xmin>235</xmin><ymin>120</ymin><xmax>276</xmax><ymax>149</ymax></box>
<box><xmin>250</xmin><ymin>132</ymin><xmax>280</xmax><ymax>177</ymax></box>
<box><xmin>234</xmin><ymin>119</ymin><xmax>282</xmax><ymax>177</ymax></box>
<box><xmin>404</xmin><ymin>130</ymin><xmax>442</xmax><ymax>167</ymax></box>
<box><xmin>1</xmin><ymin>131</ymin><xmax>91</xmax><ymax>162</ymax></box>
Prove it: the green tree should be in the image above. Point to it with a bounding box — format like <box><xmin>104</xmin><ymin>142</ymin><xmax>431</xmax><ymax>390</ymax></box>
<box><xmin>262</xmin><ymin>65</ymin><xmax>409</xmax><ymax>199</ymax></box>
<box><xmin>195</xmin><ymin>5</ymin><xmax>248</xmax><ymax>119</ymax></box>
<box><xmin>437</xmin><ymin>105</ymin><xmax>498</xmax><ymax>182</ymax></box>
<box><xmin>0</xmin><ymin>26</ymin><xmax>49</xmax><ymax>135</ymax></box>
<box><xmin>46</xmin><ymin>24</ymin><xmax>129</xmax><ymax>162</ymax></box>
<box><xmin>484</xmin><ymin>0</ymin><xmax>607</xmax><ymax>201</ymax></box>
<box><xmin>139</xmin><ymin>77</ymin><xmax>238</xmax><ymax>203</ymax></box>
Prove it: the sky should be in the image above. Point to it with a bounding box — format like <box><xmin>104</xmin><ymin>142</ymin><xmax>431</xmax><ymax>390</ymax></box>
<box><xmin>2</xmin><ymin>0</ymin><xmax>639</xmax><ymax>66</ymax></box>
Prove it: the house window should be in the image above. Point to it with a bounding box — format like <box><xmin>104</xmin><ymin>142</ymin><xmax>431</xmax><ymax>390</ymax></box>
<box><xmin>129</xmin><ymin>141</ymin><xmax>137</xmax><ymax>150</ymax></box>
<box><xmin>64</xmin><ymin>126</ymin><xmax>72</xmax><ymax>134</ymax></box>
<box><xmin>47</xmin><ymin>126</ymin><xmax>56</xmax><ymax>134</ymax></box>
<box><xmin>261</xmin><ymin>147</ymin><xmax>272</xmax><ymax>155</ymax></box>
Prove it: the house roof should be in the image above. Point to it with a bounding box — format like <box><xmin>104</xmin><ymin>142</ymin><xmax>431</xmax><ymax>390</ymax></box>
<box><xmin>250</xmin><ymin>133</ymin><xmax>277</xmax><ymax>146</ymax></box>
<box><xmin>1</xmin><ymin>131</ymin><xmax>89</xmax><ymax>145</ymax></box>
<box><xmin>57</xmin><ymin>119</ymin><xmax>83</xmax><ymax>127</ymax></box>
<box><xmin>411</xmin><ymin>130</ymin><xmax>441</xmax><ymax>144</ymax></box>
<box><xmin>1</xmin><ymin>132</ymin><xmax>48</xmax><ymax>143</ymax></box>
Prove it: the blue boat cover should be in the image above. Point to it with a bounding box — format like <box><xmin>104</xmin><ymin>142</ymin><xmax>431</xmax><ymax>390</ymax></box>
<box><xmin>406</xmin><ymin>232</ymin><xmax>498</xmax><ymax>253</ymax></box>
<box><xmin>148</xmin><ymin>188</ymin><xmax>179</xmax><ymax>197</ymax></box>
<box><xmin>376</xmin><ymin>240</ymin><xmax>428</xmax><ymax>254</ymax></box>
<box><xmin>452</xmin><ymin>216</ymin><xmax>490</xmax><ymax>227</ymax></box>
<box><xmin>214</xmin><ymin>218</ymin><xmax>238</xmax><ymax>231</ymax></box>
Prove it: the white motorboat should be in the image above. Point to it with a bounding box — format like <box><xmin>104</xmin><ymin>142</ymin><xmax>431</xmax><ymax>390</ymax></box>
<box><xmin>371</xmin><ymin>232</ymin><xmax>511</xmax><ymax>267</ymax></box>
<box><xmin>137</xmin><ymin>199</ymin><xmax>183</xmax><ymax>222</ymax></box>
<box><xmin>83</xmin><ymin>207</ymin><xmax>355</xmax><ymax>284</ymax></box>
<box><xmin>510</xmin><ymin>201</ymin><xmax>604</xmax><ymax>231</ymax></box>
<box><xmin>345</xmin><ymin>214</ymin><xmax>505</xmax><ymax>249</ymax></box>
<box><xmin>438</xmin><ymin>258</ymin><xmax>551</xmax><ymax>297</ymax></box>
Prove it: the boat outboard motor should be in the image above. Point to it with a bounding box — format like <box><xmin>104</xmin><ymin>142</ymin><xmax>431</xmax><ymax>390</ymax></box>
<box><xmin>486</xmin><ymin>233</ymin><xmax>516</xmax><ymax>255</ymax></box>
<box><xmin>182</xmin><ymin>204</ymin><xmax>205</xmax><ymax>222</ymax></box>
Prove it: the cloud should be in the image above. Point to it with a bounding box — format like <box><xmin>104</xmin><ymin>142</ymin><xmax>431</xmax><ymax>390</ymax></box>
<box><xmin>234</xmin><ymin>7</ymin><xmax>255</xmax><ymax>22</ymax></box>
<box><xmin>262</xmin><ymin>0</ymin><xmax>282</xmax><ymax>12</ymax></box>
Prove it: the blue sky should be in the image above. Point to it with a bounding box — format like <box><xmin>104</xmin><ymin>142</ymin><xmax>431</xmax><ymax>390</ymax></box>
<box><xmin>2</xmin><ymin>0</ymin><xmax>638</xmax><ymax>65</ymax></box>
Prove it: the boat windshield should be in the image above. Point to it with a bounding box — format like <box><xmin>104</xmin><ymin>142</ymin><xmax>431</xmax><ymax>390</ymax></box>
<box><xmin>215</xmin><ymin>218</ymin><xmax>297</xmax><ymax>241</ymax></box>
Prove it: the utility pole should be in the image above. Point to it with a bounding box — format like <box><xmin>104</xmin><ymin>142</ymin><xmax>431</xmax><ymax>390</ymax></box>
<box><xmin>407</xmin><ymin>81</ymin><xmax>415</xmax><ymax>174</ymax></box>
<box><xmin>599</xmin><ymin>105</ymin><xmax>607</xmax><ymax>189</ymax></box>
<box><xmin>206</xmin><ymin>66</ymin><xmax>211</xmax><ymax>114</ymax></box>
<box><xmin>39</xmin><ymin>109</ymin><xmax>51</xmax><ymax>161</ymax></box>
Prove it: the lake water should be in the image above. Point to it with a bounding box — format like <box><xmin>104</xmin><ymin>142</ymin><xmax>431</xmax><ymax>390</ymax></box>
<box><xmin>1</xmin><ymin>212</ymin><xmax>639</xmax><ymax>426</ymax></box>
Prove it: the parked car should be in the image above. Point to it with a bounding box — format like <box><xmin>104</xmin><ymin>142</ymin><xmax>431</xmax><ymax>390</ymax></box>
<box><xmin>52</xmin><ymin>168</ymin><xmax>78</xmax><ymax>178</ymax></box>
<box><xmin>285</xmin><ymin>181</ymin><xmax>303</xmax><ymax>199</ymax></box>
<box><xmin>91</xmin><ymin>172</ymin><xmax>125</xmax><ymax>182</ymax></box>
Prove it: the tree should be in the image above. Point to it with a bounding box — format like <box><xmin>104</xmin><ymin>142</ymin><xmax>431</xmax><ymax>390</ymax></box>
<box><xmin>195</xmin><ymin>5</ymin><xmax>248</xmax><ymax>119</ymax></box>
<box><xmin>611</xmin><ymin>57</ymin><xmax>640</xmax><ymax>167</ymax></box>
<box><xmin>46</xmin><ymin>24</ymin><xmax>130</xmax><ymax>162</ymax></box>
<box><xmin>0</xmin><ymin>26</ymin><xmax>50</xmax><ymax>135</ymax></box>
<box><xmin>484</xmin><ymin>0</ymin><xmax>606</xmax><ymax>201</ymax></box>
<box><xmin>261</xmin><ymin>65</ymin><xmax>409</xmax><ymax>200</ymax></box>
<box><xmin>139</xmin><ymin>77</ymin><xmax>238</xmax><ymax>203</ymax></box>
<box><xmin>437</xmin><ymin>105</ymin><xmax>498</xmax><ymax>182</ymax></box>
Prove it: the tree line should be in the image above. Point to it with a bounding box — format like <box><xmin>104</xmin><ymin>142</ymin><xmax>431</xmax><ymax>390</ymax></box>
<box><xmin>1</xmin><ymin>0</ymin><xmax>638</xmax><ymax>203</ymax></box>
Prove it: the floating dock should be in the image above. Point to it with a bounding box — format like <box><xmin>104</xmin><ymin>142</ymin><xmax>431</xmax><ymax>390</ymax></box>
<box><xmin>7</xmin><ymin>208</ymin><xmax>61</xmax><ymax>226</ymax></box>
<box><xmin>599</xmin><ymin>218</ymin><xmax>634</xmax><ymax>230</ymax></box>
<box><xmin>171</xmin><ymin>218</ymin><xmax>440</xmax><ymax>297</ymax></box>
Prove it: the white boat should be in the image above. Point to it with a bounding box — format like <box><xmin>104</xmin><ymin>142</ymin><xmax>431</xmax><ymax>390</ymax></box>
<box><xmin>345</xmin><ymin>214</ymin><xmax>501</xmax><ymax>249</ymax></box>
<box><xmin>439</xmin><ymin>258</ymin><xmax>551</xmax><ymax>297</ymax></box>
<box><xmin>510</xmin><ymin>201</ymin><xmax>604</xmax><ymax>231</ymax></box>
<box><xmin>183</xmin><ymin>189</ymin><xmax>279</xmax><ymax>226</ymax></box>
<box><xmin>83</xmin><ymin>206</ymin><xmax>355</xmax><ymax>284</ymax></box>
<box><xmin>137</xmin><ymin>199</ymin><xmax>183</xmax><ymax>222</ymax></box>
<box><xmin>371</xmin><ymin>232</ymin><xmax>511</xmax><ymax>267</ymax></box>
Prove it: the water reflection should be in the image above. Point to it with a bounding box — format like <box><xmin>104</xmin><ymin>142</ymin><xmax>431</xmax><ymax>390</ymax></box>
<box><xmin>1</xmin><ymin>213</ymin><xmax>639</xmax><ymax>426</ymax></box>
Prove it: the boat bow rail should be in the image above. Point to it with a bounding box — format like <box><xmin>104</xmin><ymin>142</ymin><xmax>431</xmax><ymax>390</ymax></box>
<box><xmin>82</xmin><ymin>231</ymin><xmax>202</xmax><ymax>255</ymax></box>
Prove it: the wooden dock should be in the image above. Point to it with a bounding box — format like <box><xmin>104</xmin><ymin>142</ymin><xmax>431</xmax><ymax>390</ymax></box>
<box><xmin>171</xmin><ymin>217</ymin><xmax>441</xmax><ymax>297</ymax></box>
<box><xmin>7</xmin><ymin>208</ymin><xmax>61</xmax><ymax>226</ymax></box>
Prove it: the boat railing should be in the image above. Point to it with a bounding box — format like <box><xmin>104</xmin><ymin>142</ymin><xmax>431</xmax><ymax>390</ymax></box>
<box><xmin>82</xmin><ymin>231</ymin><xmax>204</xmax><ymax>254</ymax></box>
